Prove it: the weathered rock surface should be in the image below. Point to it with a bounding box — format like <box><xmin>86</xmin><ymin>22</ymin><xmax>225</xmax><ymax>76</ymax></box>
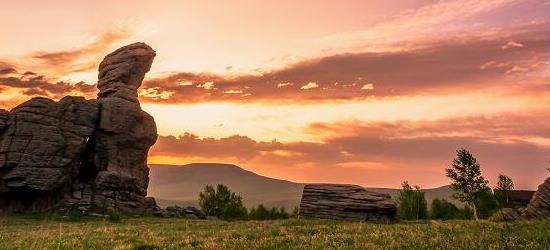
<box><xmin>299</xmin><ymin>184</ymin><xmax>397</xmax><ymax>222</ymax></box>
<box><xmin>0</xmin><ymin>42</ymin><xmax>159</xmax><ymax>214</ymax></box>
<box><xmin>0</xmin><ymin>97</ymin><xmax>98</xmax><ymax>211</ymax></box>
<box><xmin>522</xmin><ymin>177</ymin><xmax>550</xmax><ymax>219</ymax></box>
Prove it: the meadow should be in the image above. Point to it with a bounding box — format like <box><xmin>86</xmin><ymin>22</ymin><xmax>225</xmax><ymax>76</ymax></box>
<box><xmin>1</xmin><ymin>215</ymin><xmax>549</xmax><ymax>249</ymax></box>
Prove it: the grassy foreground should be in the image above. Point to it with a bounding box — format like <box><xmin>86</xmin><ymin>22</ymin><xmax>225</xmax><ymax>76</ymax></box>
<box><xmin>1</xmin><ymin>216</ymin><xmax>549</xmax><ymax>249</ymax></box>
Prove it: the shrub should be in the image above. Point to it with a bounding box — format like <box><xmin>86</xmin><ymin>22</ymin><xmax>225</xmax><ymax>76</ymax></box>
<box><xmin>474</xmin><ymin>188</ymin><xmax>499</xmax><ymax>219</ymax></box>
<box><xmin>430</xmin><ymin>198</ymin><xmax>460</xmax><ymax>220</ymax></box>
<box><xmin>248</xmin><ymin>205</ymin><xmax>290</xmax><ymax>220</ymax></box>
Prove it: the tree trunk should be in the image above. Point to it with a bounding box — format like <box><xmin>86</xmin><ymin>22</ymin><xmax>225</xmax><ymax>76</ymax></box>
<box><xmin>472</xmin><ymin>203</ymin><xmax>479</xmax><ymax>221</ymax></box>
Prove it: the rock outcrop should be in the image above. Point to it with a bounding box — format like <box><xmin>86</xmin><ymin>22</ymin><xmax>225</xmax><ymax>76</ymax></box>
<box><xmin>298</xmin><ymin>184</ymin><xmax>397</xmax><ymax>222</ymax></box>
<box><xmin>84</xmin><ymin>42</ymin><xmax>158</xmax><ymax>213</ymax></box>
<box><xmin>0</xmin><ymin>43</ymin><xmax>159</xmax><ymax>214</ymax></box>
<box><xmin>522</xmin><ymin>177</ymin><xmax>550</xmax><ymax>219</ymax></box>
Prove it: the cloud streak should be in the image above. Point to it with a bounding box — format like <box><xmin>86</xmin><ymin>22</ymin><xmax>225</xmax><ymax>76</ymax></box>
<box><xmin>150</xmin><ymin>109</ymin><xmax>550</xmax><ymax>189</ymax></box>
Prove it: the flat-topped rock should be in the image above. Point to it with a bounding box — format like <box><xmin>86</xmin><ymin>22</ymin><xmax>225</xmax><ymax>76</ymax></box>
<box><xmin>299</xmin><ymin>184</ymin><xmax>397</xmax><ymax>222</ymax></box>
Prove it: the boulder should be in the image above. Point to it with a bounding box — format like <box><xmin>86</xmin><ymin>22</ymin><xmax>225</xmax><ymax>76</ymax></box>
<box><xmin>299</xmin><ymin>184</ymin><xmax>397</xmax><ymax>222</ymax></box>
<box><xmin>156</xmin><ymin>206</ymin><xmax>206</xmax><ymax>219</ymax></box>
<box><xmin>522</xmin><ymin>177</ymin><xmax>550</xmax><ymax>219</ymax></box>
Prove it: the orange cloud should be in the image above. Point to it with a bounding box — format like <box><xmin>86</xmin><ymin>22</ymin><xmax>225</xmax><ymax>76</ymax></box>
<box><xmin>30</xmin><ymin>31</ymin><xmax>131</xmax><ymax>74</ymax></box>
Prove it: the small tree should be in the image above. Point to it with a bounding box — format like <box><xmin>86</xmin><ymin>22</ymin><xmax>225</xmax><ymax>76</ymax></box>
<box><xmin>397</xmin><ymin>181</ymin><xmax>428</xmax><ymax>220</ymax></box>
<box><xmin>494</xmin><ymin>174</ymin><xmax>514</xmax><ymax>208</ymax></box>
<box><xmin>198</xmin><ymin>184</ymin><xmax>247</xmax><ymax>220</ymax></box>
<box><xmin>445</xmin><ymin>148</ymin><xmax>489</xmax><ymax>221</ymax></box>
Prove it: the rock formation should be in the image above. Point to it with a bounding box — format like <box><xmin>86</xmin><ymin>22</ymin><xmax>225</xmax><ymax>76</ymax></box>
<box><xmin>299</xmin><ymin>184</ymin><xmax>397</xmax><ymax>222</ymax></box>
<box><xmin>521</xmin><ymin>177</ymin><xmax>550</xmax><ymax>219</ymax></box>
<box><xmin>0</xmin><ymin>43</ymin><xmax>159</xmax><ymax>214</ymax></box>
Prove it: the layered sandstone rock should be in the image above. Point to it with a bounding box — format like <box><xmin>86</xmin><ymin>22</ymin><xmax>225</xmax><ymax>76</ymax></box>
<box><xmin>299</xmin><ymin>184</ymin><xmax>397</xmax><ymax>222</ymax></box>
<box><xmin>522</xmin><ymin>177</ymin><xmax>550</xmax><ymax>219</ymax></box>
<box><xmin>0</xmin><ymin>43</ymin><xmax>159</xmax><ymax>214</ymax></box>
<box><xmin>0</xmin><ymin>97</ymin><xmax>98</xmax><ymax>211</ymax></box>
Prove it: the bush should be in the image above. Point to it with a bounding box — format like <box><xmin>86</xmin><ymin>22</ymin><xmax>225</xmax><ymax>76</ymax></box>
<box><xmin>198</xmin><ymin>184</ymin><xmax>248</xmax><ymax>220</ymax></box>
<box><xmin>397</xmin><ymin>181</ymin><xmax>428</xmax><ymax>220</ymax></box>
<box><xmin>474</xmin><ymin>188</ymin><xmax>499</xmax><ymax>219</ymax></box>
<box><xmin>457</xmin><ymin>205</ymin><xmax>473</xmax><ymax>220</ymax></box>
<box><xmin>248</xmin><ymin>204</ymin><xmax>290</xmax><ymax>220</ymax></box>
<box><xmin>430</xmin><ymin>198</ymin><xmax>460</xmax><ymax>220</ymax></box>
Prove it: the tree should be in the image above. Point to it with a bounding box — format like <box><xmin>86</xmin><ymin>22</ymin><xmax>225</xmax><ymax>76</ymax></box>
<box><xmin>198</xmin><ymin>184</ymin><xmax>247</xmax><ymax>220</ymax></box>
<box><xmin>445</xmin><ymin>148</ymin><xmax>489</xmax><ymax>221</ymax></box>
<box><xmin>397</xmin><ymin>181</ymin><xmax>428</xmax><ymax>220</ymax></box>
<box><xmin>494</xmin><ymin>174</ymin><xmax>514</xmax><ymax>208</ymax></box>
<box><xmin>430</xmin><ymin>198</ymin><xmax>460</xmax><ymax>220</ymax></box>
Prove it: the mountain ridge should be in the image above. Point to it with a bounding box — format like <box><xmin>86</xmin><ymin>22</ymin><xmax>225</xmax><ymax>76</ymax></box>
<box><xmin>148</xmin><ymin>163</ymin><xmax>460</xmax><ymax>210</ymax></box>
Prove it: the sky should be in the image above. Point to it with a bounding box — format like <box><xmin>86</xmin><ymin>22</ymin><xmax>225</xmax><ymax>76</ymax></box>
<box><xmin>1</xmin><ymin>0</ymin><xmax>550</xmax><ymax>189</ymax></box>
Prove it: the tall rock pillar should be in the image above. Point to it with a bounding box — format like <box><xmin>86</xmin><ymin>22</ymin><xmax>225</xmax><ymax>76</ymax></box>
<box><xmin>86</xmin><ymin>42</ymin><xmax>158</xmax><ymax>213</ymax></box>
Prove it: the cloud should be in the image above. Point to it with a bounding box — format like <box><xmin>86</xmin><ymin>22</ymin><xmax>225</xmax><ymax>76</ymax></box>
<box><xmin>30</xmin><ymin>31</ymin><xmax>131</xmax><ymax>74</ymax></box>
<box><xmin>140</xmin><ymin>23</ymin><xmax>550</xmax><ymax>104</ymax></box>
<box><xmin>501</xmin><ymin>41</ymin><xmax>524</xmax><ymax>49</ymax></box>
<box><xmin>0</xmin><ymin>69</ymin><xmax>96</xmax><ymax>108</ymax></box>
<box><xmin>300</xmin><ymin>82</ymin><xmax>319</xmax><ymax>90</ymax></box>
<box><xmin>361</xmin><ymin>83</ymin><xmax>374</xmax><ymax>90</ymax></box>
<box><xmin>277</xmin><ymin>82</ymin><xmax>293</xmax><ymax>88</ymax></box>
<box><xmin>197</xmin><ymin>81</ymin><xmax>215</xmax><ymax>90</ymax></box>
<box><xmin>0</xmin><ymin>67</ymin><xmax>16</xmax><ymax>75</ymax></box>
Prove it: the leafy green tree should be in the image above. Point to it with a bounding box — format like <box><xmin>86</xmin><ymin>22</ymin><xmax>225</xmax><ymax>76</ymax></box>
<box><xmin>494</xmin><ymin>174</ymin><xmax>514</xmax><ymax>208</ymax></box>
<box><xmin>397</xmin><ymin>181</ymin><xmax>428</xmax><ymax>220</ymax></box>
<box><xmin>198</xmin><ymin>184</ymin><xmax>247</xmax><ymax>220</ymax></box>
<box><xmin>430</xmin><ymin>198</ymin><xmax>460</xmax><ymax>220</ymax></box>
<box><xmin>445</xmin><ymin>148</ymin><xmax>489</xmax><ymax>221</ymax></box>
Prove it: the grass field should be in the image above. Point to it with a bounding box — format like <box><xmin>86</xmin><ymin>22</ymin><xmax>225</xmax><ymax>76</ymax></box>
<box><xmin>1</xmin><ymin>215</ymin><xmax>549</xmax><ymax>249</ymax></box>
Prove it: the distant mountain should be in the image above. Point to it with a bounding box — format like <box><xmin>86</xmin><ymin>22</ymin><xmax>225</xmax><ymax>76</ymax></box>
<box><xmin>148</xmin><ymin>163</ymin><xmax>461</xmax><ymax>210</ymax></box>
<box><xmin>148</xmin><ymin>163</ymin><xmax>305</xmax><ymax>210</ymax></box>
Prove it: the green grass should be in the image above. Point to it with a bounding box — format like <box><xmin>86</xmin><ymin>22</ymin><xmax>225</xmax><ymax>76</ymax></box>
<box><xmin>0</xmin><ymin>215</ymin><xmax>549</xmax><ymax>249</ymax></box>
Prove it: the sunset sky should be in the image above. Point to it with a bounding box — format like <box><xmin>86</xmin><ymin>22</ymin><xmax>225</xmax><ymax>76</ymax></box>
<box><xmin>1</xmin><ymin>0</ymin><xmax>550</xmax><ymax>189</ymax></box>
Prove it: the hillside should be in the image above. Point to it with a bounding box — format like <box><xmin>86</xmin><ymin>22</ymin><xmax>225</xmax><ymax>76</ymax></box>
<box><xmin>148</xmin><ymin>163</ymin><xmax>305</xmax><ymax>210</ymax></box>
<box><xmin>148</xmin><ymin>163</ymin><xmax>460</xmax><ymax>210</ymax></box>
